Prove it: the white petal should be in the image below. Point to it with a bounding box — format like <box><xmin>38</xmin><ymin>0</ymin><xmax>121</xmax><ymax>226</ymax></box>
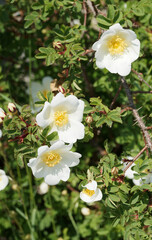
<box><xmin>58</xmin><ymin>120</ymin><xmax>85</xmax><ymax>143</ymax></box>
<box><xmin>0</xmin><ymin>170</ymin><xmax>5</xmax><ymax>175</ymax></box>
<box><xmin>0</xmin><ymin>130</ymin><xmax>2</xmax><ymax>138</ymax></box>
<box><xmin>84</xmin><ymin>180</ymin><xmax>97</xmax><ymax>191</ymax></box>
<box><xmin>109</xmin><ymin>23</ymin><xmax>123</xmax><ymax>31</ymax></box>
<box><xmin>51</xmin><ymin>93</ymin><xmax>65</xmax><ymax>108</ymax></box>
<box><xmin>93</xmin><ymin>188</ymin><xmax>103</xmax><ymax>201</ymax></box>
<box><xmin>69</xmin><ymin>99</ymin><xmax>84</xmax><ymax>122</ymax></box>
<box><xmin>132</xmin><ymin>178</ymin><xmax>143</xmax><ymax>186</ymax></box>
<box><xmin>126</xmin><ymin>39</ymin><xmax>140</xmax><ymax>63</ymax></box>
<box><xmin>61</xmin><ymin>152</ymin><xmax>81</xmax><ymax>167</ymax></box>
<box><xmin>28</xmin><ymin>158</ymin><xmax>37</xmax><ymax>167</ymax></box>
<box><xmin>38</xmin><ymin>146</ymin><xmax>49</xmax><ymax>156</ymax></box>
<box><xmin>36</xmin><ymin>101</ymin><xmax>52</xmax><ymax>128</ymax></box>
<box><xmin>63</xmin><ymin>95</ymin><xmax>80</xmax><ymax>113</ymax></box>
<box><xmin>49</xmin><ymin>140</ymin><xmax>65</xmax><ymax>151</ymax></box>
<box><xmin>42</xmin><ymin>76</ymin><xmax>53</xmax><ymax>89</ymax></box>
<box><xmin>45</xmin><ymin>174</ymin><xmax>60</xmax><ymax>185</ymax></box>
<box><xmin>117</xmin><ymin>62</ymin><xmax>131</xmax><ymax>76</ymax></box>
<box><xmin>58</xmin><ymin>163</ymin><xmax>70</xmax><ymax>181</ymax></box>
<box><xmin>125</xmin><ymin>167</ymin><xmax>136</xmax><ymax>179</ymax></box>
<box><xmin>44</xmin><ymin>163</ymin><xmax>70</xmax><ymax>185</ymax></box>
<box><xmin>80</xmin><ymin>192</ymin><xmax>93</xmax><ymax>203</ymax></box>
<box><xmin>0</xmin><ymin>175</ymin><xmax>9</xmax><ymax>191</ymax></box>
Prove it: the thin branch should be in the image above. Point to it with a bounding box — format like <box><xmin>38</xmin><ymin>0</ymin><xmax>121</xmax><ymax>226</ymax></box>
<box><xmin>123</xmin><ymin>145</ymin><xmax>148</xmax><ymax>172</ymax></box>
<box><xmin>81</xmin><ymin>63</ymin><xmax>95</xmax><ymax>97</ymax></box>
<box><xmin>132</xmin><ymin>91</ymin><xmax>152</xmax><ymax>94</ymax></box>
<box><xmin>81</xmin><ymin>49</ymin><xmax>94</xmax><ymax>56</ymax></box>
<box><xmin>110</xmin><ymin>84</ymin><xmax>122</xmax><ymax>109</ymax></box>
<box><xmin>121</xmin><ymin>77</ymin><xmax>152</xmax><ymax>153</ymax></box>
<box><xmin>132</xmin><ymin>69</ymin><xmax>152</xmax><ymax>90</ymax></box>
<box><xmin>120</xmin><ymin>107</ymin><xmax>132</xmax><ymax>114</ymax></box>
<box><xmin>83</xmin><ymin>0</ymin><xmax>87</xmax><ymax>26</ymax></box>
<box><xmin>146</xmin><ymin>126</ymin><xmax>152</xmax><ymax>130</ymax></box>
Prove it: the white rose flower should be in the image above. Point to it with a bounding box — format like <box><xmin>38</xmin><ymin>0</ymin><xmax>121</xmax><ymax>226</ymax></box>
<box><xmin>0</xmin><ymin>170</ymin><xmax>9</xmax><ymax>191</ymax></box>
<box><xmin>36</xmin><ymin>92</ymin><xmax>84</xmax><ymax>143</ymax></box>
<box><xmin>92</xmin><ymin>23</ymin><xmax>140</xmax><ymax>76</ymax></box>
<box><xmin>28</xmin><ymin>141</ymin><xmax>81</xmax><ymax>185</ymax></box>
<box><xmin>0</xmin><ymin>130</ymin><xmax>2</xmax><ymax>138</ymax></box>
<box><xmin>37</xmin><ymin>182</ymin><xmax>49</xmax><ymax>195</ymax></box>
<box><xmin>80</xmin><ymin>180</ymin><xmax>102</xmax><ymax>203</ymax></box>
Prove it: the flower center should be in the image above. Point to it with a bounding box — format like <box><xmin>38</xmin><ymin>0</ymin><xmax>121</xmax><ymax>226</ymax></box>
<box><xmin>82</xmin><ymin>188</ymin><xmax>95</xmax><ymax>197</ymax></box>
<box><xmin>42</xmin><ymin>151</ymin><xmax>62</xmax><ymax>167</ymax></box>
<box><xmin>108</xmin><ymin>35</ymin><xmax>127</xmax><ymax>55</ymax></box>
<box><xmin>0</xmin><ymin>176</ymin><xmax>2</xmax><ymax>182</ymax></box>
<box><xmin>54</xmin><ymin>111</ymin><xmax>68</xmax><ymax>127</ymax></box>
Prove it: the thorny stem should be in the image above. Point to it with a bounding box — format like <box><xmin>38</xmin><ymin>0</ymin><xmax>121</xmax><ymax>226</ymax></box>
<box><xmin>121</xmin><ymin>77</ymin><xmax>152</xmax><ymax>153</ymax></box>
<box><xmin>123</xmin><ymin>145</ymin><xmax>148</xmax><ymax>173</ymax></box>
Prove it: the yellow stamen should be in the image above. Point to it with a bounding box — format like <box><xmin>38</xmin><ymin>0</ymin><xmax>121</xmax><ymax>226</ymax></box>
<box><xmin>0</xmin><ymin>176</ymin><xmax>2</xmax><ymax>182</ymax></box>
<box><xmin>54</xmin><ymin>111</ymin><xmax>68</xmax><ymax>127</ymax></box>
<box><xmin>108</xmin><ymin>35</ymin><xmax>127</xmax><ymax>55</ymax></box>
<box><xmin>82</xmin><ymin>188</ymin><xmax>95</xmax><ymax>197</ymax></box>
<box><xmin>42</xmin><ymin>151</ymin><xmax>62</xmax><ymax>167</ymax></box>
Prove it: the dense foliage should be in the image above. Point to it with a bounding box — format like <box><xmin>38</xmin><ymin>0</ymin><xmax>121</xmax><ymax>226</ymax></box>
<box><xmin>1</xmin><ymin>0</ymin><xmax>152</xmax><ymax>239</ymax></box>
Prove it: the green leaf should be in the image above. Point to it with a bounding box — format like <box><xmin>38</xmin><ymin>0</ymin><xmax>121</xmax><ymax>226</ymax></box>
<box><xmin>17</xmin><ymin>154</ymin><xmax>24</xmax><ymax>168</ymax></box>
<box><xmin>24</xmin><ymin>20</ymin><xmax>33</xmax><ymax>29</ymax></box>
<box><xmin>107</xmin><ymin>5</ymin><xmax>115</xmax><ymax>19</ymax></box>
<box><xmin>47</xmin><ymin>131</ymin><xmax>59</xmax><ymax>141</ymax></box>
<box><xmin>97</xmin><ymin>15</ymin><xmax>112</xmax><ymax>29</ymax></box>
<box><xmin>144</xmin><ymin>218</ymin><xmax>152</xmax><ymax>226</ymax></box>
<box><xmin>32</xmin><ymin>2</ymin><xmax>44</xmax><ymax>10</ymax></box>
<box><xmin>96</xmin><ymin>116</ymin><xmax>106</xmax><ymax>127</ymax></box>
<box><xmin>132</xmin><ymin>7</ymin><xmax>145</xmax><ymax>16</ymax></box>
<box><xmin>90</xmin><ymin>166</ymin><xmax>100</xmax><ymax>175</ymax></box>
<box><xmin>109</xmin><ymin>194</ymin><xmax>120</xmax><ymax>202</ymax></box>
<box><xmin>47</xmin><ymin>92</ymin><xmax>53</xmax><ymax>103</ymax></box>
<box><xmin>42</xmin><ymin>125</ymin><xmax>52</xmax><ymax>137</ymax></box>
<box><xmin>35</xmin><ymin>53</ymin><xmax>47</xmax><ymax>59</ymax></box>
<box><xmin>37</xmin><ymin>91</ymin><xmax>47</xmax><ymax>101</ymax></box>
<box><xmin>76</xmin><ymin>171</ymin><xmax>86</xmax><ymax>180</ymax></box>
<box><xmin>113</xmin><ymin>11</ymin><xmax>123</xmax><ymax>23</ymax></box>
<box><xmin>108</xmin><ymin>107</ymin><xmax>122</xmax><ymax>124</ymax></box>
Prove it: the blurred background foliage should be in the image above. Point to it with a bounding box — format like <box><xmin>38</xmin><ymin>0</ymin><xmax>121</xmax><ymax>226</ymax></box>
<box><xmin>0</xmin><ymin>0</ymin><xmax>152</xmax><ymax>239</ymax></box>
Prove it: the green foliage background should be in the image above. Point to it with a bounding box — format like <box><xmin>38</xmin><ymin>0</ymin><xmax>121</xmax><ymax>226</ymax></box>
<box><xmin>0</xmin><ymin>0</ymin><xmax>152</xmax><ymax>239</ymax></box>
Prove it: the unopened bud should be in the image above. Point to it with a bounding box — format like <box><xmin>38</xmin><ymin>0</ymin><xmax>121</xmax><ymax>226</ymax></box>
<box><xmin>111</xmin><ymin>167</ymin><xmax>119</xmax><ymax>176</ymax></box>
<box><xmin>62</xmin><ymin>189</ymin><xmax>67</xmax><ymax>195</ymax></box>
<box><xmin>53</xmin><ymin>41</ymin><xmax>62</xmax><ymax>49</ymax></box>
<box><xmin>58</xmin><ymin>85</ymin><xmax>65</xmax><ymax>94</ymax></box>
<box><xmin>0</xmin><ymin>108</ymin><xmax>6</xmax><ymax>123</ymax></box>
<box><xmin>100</xmin><ymin>168</ymin><xmax>103</xmax><ymax>175</ymax></box>
<box><xmin>86</xmin><ymin>116</ymin><xmax>93</xmax><ymax>124</ymax></box>
<box><xmin>25</xmin><ymin>234</ymin><xmax>31</xmax><ymax>240</ymax></box>
<box><xmin>12</xmin><ymin>183</ymin><xmax>19</xmax><ymax>191</ymax></box>
<box><xmin>37</xmin><ymin>182</ymin><xmax>49</xmax><ymax>195</ymax></box>
<box><xmin>81</xmin><ymin>207</ymin><xmax>90</xmax><ymax>216</ymax></box>
<box><xmin>8</xmin><ymin>103</ymin><xmax>16</xmax><ymax>113</ymax></box>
